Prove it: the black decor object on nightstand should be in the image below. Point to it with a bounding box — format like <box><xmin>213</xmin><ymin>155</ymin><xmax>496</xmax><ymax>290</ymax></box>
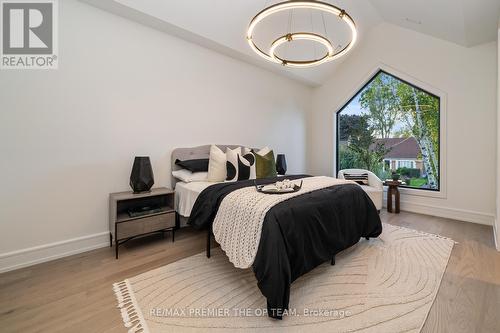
<box><xmin>276</xmin><ymin>154</ymin><xmax>287</xmax><ymax>175</ymax></box>
<box><xmin>130</xmin><ymin>156</ymin><xmax>154</xmax><ymax>193</ymax></box>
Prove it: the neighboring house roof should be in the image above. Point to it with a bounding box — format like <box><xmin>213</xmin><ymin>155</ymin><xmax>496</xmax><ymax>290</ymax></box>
<box><xmin>370</xmin><ymin>137</ymin><xmax>421</xmax><ymax>159</ymax></box>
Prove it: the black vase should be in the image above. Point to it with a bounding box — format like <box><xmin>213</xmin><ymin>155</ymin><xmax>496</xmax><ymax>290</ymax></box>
<box><xmin>130</xmin><ymin>156</ymin><xmax>154</xmax><ymax>193</ymax></box>
<box><xmin>276</xmin><ymin>154</ymin><xmax>287</xmax><ymax>175</ymax></box>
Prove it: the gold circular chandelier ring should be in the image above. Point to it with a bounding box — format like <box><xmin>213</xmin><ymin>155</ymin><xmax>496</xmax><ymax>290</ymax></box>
<box><xmin>246</xmin><ymin>1</ymin><xmax>357</xmax><ymax>67</ymax></box>
<box><xmin>270</xmin><ymin>32</ymin><xmax>334</xmax><ymax>68</ymax></box>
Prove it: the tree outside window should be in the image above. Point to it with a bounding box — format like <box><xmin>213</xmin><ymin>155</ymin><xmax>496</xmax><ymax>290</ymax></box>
<box><xmin>336</xmin><ymin>70</ymin><xmax>440</xmax><ymax>191</ymax></box>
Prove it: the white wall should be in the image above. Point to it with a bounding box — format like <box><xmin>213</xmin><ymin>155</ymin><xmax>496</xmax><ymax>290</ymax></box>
<box><xmin>496</xmin><ymin>21</ymin><xmax>500</xmax><ymax>250</ymax></box>
<box><xmin>308</xmin><ymin>23</ymin><xmax>497</xmax><ymax>226</ymax></box>
<box><xmin>0</xmin><ymin>0</ymin><xmax>312</xmax><ymax>271</ymax></box>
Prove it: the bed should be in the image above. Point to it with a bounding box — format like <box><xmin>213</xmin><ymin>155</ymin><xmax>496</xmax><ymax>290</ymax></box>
<box><xmin>171</xmin><ymin>145</ymin><xmax>383</xmax><ymax>319</ymax></box>
<box><xmin>175</xmin><ymin>181</ymin><xmax>215</xmax><ymax>222</ymax></box>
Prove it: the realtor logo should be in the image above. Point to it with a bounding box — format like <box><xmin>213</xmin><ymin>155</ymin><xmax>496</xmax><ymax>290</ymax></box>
<box><xmin>1</xmin><ymin>0</ymin><xmax>57</xmax><ymax>69</ymax></box>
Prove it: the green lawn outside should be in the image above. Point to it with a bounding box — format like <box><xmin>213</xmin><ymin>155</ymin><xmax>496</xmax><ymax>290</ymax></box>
<box><xmin>407</xmin><ymin>178</ymin><xmax>427</xmax><ymax>187</ymax></box>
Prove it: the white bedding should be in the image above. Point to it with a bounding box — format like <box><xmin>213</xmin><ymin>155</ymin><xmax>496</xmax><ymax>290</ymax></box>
<box><xmin>175</xmin><ymin>181</ymin><xmax>218</xmax><ymax>217</ymax></box>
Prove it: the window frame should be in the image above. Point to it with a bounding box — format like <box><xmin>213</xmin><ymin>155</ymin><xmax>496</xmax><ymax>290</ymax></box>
<box><xmin>333</xmin><ymin>65</ymin><xmax>447</xmax><ymax>199</ymax></box>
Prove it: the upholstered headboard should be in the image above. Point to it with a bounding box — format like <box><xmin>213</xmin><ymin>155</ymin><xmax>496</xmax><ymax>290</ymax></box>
<box><xmin>171</xmin><ymin>144</ymin><xmax>245</xmax><ymax>188</ymax></box>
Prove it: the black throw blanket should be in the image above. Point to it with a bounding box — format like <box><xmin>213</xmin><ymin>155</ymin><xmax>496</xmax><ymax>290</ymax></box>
<box><xmin>188</xmin><ymin>175</ymin><xmax>382</xmax><ymax>319</ymax></box>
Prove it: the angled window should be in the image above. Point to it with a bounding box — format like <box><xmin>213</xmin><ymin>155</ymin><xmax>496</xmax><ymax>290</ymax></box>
<box><xmin>336</xmin><ymin>70</ymin><xmax>440</xmax><ymax>191</ymax></box>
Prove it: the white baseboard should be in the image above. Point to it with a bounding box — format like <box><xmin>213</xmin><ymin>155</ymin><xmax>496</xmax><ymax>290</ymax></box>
<box><xmin>0</xmin><ymin>232</ymin><xmax>109</xmax><ymax>273</ymax></box>
<box><xmin>494</xmin><ymin>220</ymin><xmax>500</xmax><ymax>251</ymax></box>
<box><xmin>383</xmin><ymin>199</ymin><xmax>495</xmax><ymax>226</ymax></box>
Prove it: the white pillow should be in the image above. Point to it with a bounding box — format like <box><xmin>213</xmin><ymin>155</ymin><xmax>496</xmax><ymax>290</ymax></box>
<box><xmin>225</xmin><ymin>147</ymin><xmax>241</xmax><ymax>182</ymax></box>
<box><xmin>172</xmin><ymin>169</ymin><xmax>208</xmax><ymax>182</ymax></box>
<box><xmin>208</xmin><ymin>145</ymin><xmax>227</xmax><ymax>182</ymax></box>
<box><xmin>256</xmin><ymin>146</ymin><xmax>271</xmax><ymax>156</ymax></box>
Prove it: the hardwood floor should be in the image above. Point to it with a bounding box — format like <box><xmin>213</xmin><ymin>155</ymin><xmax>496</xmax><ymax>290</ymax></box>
<box><xmin>0</xmin><ymin>211</ymin><xmax>499</xmax><ymax>332</ymax></box>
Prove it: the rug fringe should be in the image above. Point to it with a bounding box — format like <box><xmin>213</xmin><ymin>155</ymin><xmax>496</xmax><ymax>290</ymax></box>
<box><xmin>113</xmin><ymin>280</ymin><xmax>149</xmax><ymax>333</ymax></box>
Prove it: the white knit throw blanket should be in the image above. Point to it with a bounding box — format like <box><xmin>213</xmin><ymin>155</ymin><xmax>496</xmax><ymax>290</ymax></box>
<box><xmin>212</xmin><ymin>176</ymin><xmax>354</xmax><ymax>269</ymax></box>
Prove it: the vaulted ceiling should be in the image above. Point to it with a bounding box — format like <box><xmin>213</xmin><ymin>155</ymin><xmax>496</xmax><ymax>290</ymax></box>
<box><xmin>82</xmin><ymin>0</ymin><xmax>500</xmax><ymax>87</ymax></box>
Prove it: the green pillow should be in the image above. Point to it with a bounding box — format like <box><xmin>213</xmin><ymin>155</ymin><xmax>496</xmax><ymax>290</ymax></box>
<box><xmin>255</xmin><ymin>150</ymin><xmax>277</xmax><ymax>178</ymax></box>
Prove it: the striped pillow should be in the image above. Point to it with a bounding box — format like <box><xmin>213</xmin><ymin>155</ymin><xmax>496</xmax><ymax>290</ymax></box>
<box><xmin>343</xmin><ymin>173</ymin><xmax>369</xmax><ymax>185</ymax></box>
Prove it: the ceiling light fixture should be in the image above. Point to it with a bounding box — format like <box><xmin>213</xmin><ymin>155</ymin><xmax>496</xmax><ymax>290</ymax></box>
<box><xmin>246</xmin><ymin>1</ymin><xmax>357</xmax><ymax>68</ymax></box>
<box><xmin>270</xmin><ymin>32</ymin><xmax>334</xmax><ymax>67</ymax></box>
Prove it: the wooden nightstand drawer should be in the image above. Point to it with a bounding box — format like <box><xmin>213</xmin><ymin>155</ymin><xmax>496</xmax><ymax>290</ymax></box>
<box><xmin>117</xmin><ymin>212</ymin><xmax>175</xmax><ymax>240</ymax></box>
<box><xmin>110</xmin><ymin>187</ymin><xmax>176</xmax><ymax>258</ymax></box>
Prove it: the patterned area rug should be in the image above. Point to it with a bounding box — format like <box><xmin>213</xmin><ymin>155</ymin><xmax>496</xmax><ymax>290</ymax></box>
<box><xmin>113</xmin><ymin>223</ymin><xmax>454</xmax><ymax>333</ymax></box>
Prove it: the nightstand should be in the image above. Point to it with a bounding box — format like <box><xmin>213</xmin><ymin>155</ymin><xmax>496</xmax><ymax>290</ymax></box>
<box><xmin>383</xmin><ymin>180</ymin><xmax>404</xmax><ymax>214</ymax></box>
<box><xmin>109</xmin><ymin>187</ymin><xmax>175</xmax><ymax>259</ymax></box>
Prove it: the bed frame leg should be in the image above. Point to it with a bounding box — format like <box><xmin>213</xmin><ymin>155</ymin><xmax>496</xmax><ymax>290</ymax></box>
<box><xmin>331</xmin><ymin>256</ymin><xmax>335</xmax><ymax>266</ymax></box>
<box><xmin>206</xmin><ymin>226</ymin><xmax>211</xmax><ymax>258</ymax></box>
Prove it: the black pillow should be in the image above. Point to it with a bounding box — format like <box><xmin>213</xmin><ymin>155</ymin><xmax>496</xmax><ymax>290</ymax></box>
<box><xmin>175</xmin><ymin>158</ymin><xmax>209</xmax><ymax>172</ymax></box>
<box><xmin>238</xmin><ymin>153</ymin><xmax>255</xmax><ymax>180</ymax></box>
